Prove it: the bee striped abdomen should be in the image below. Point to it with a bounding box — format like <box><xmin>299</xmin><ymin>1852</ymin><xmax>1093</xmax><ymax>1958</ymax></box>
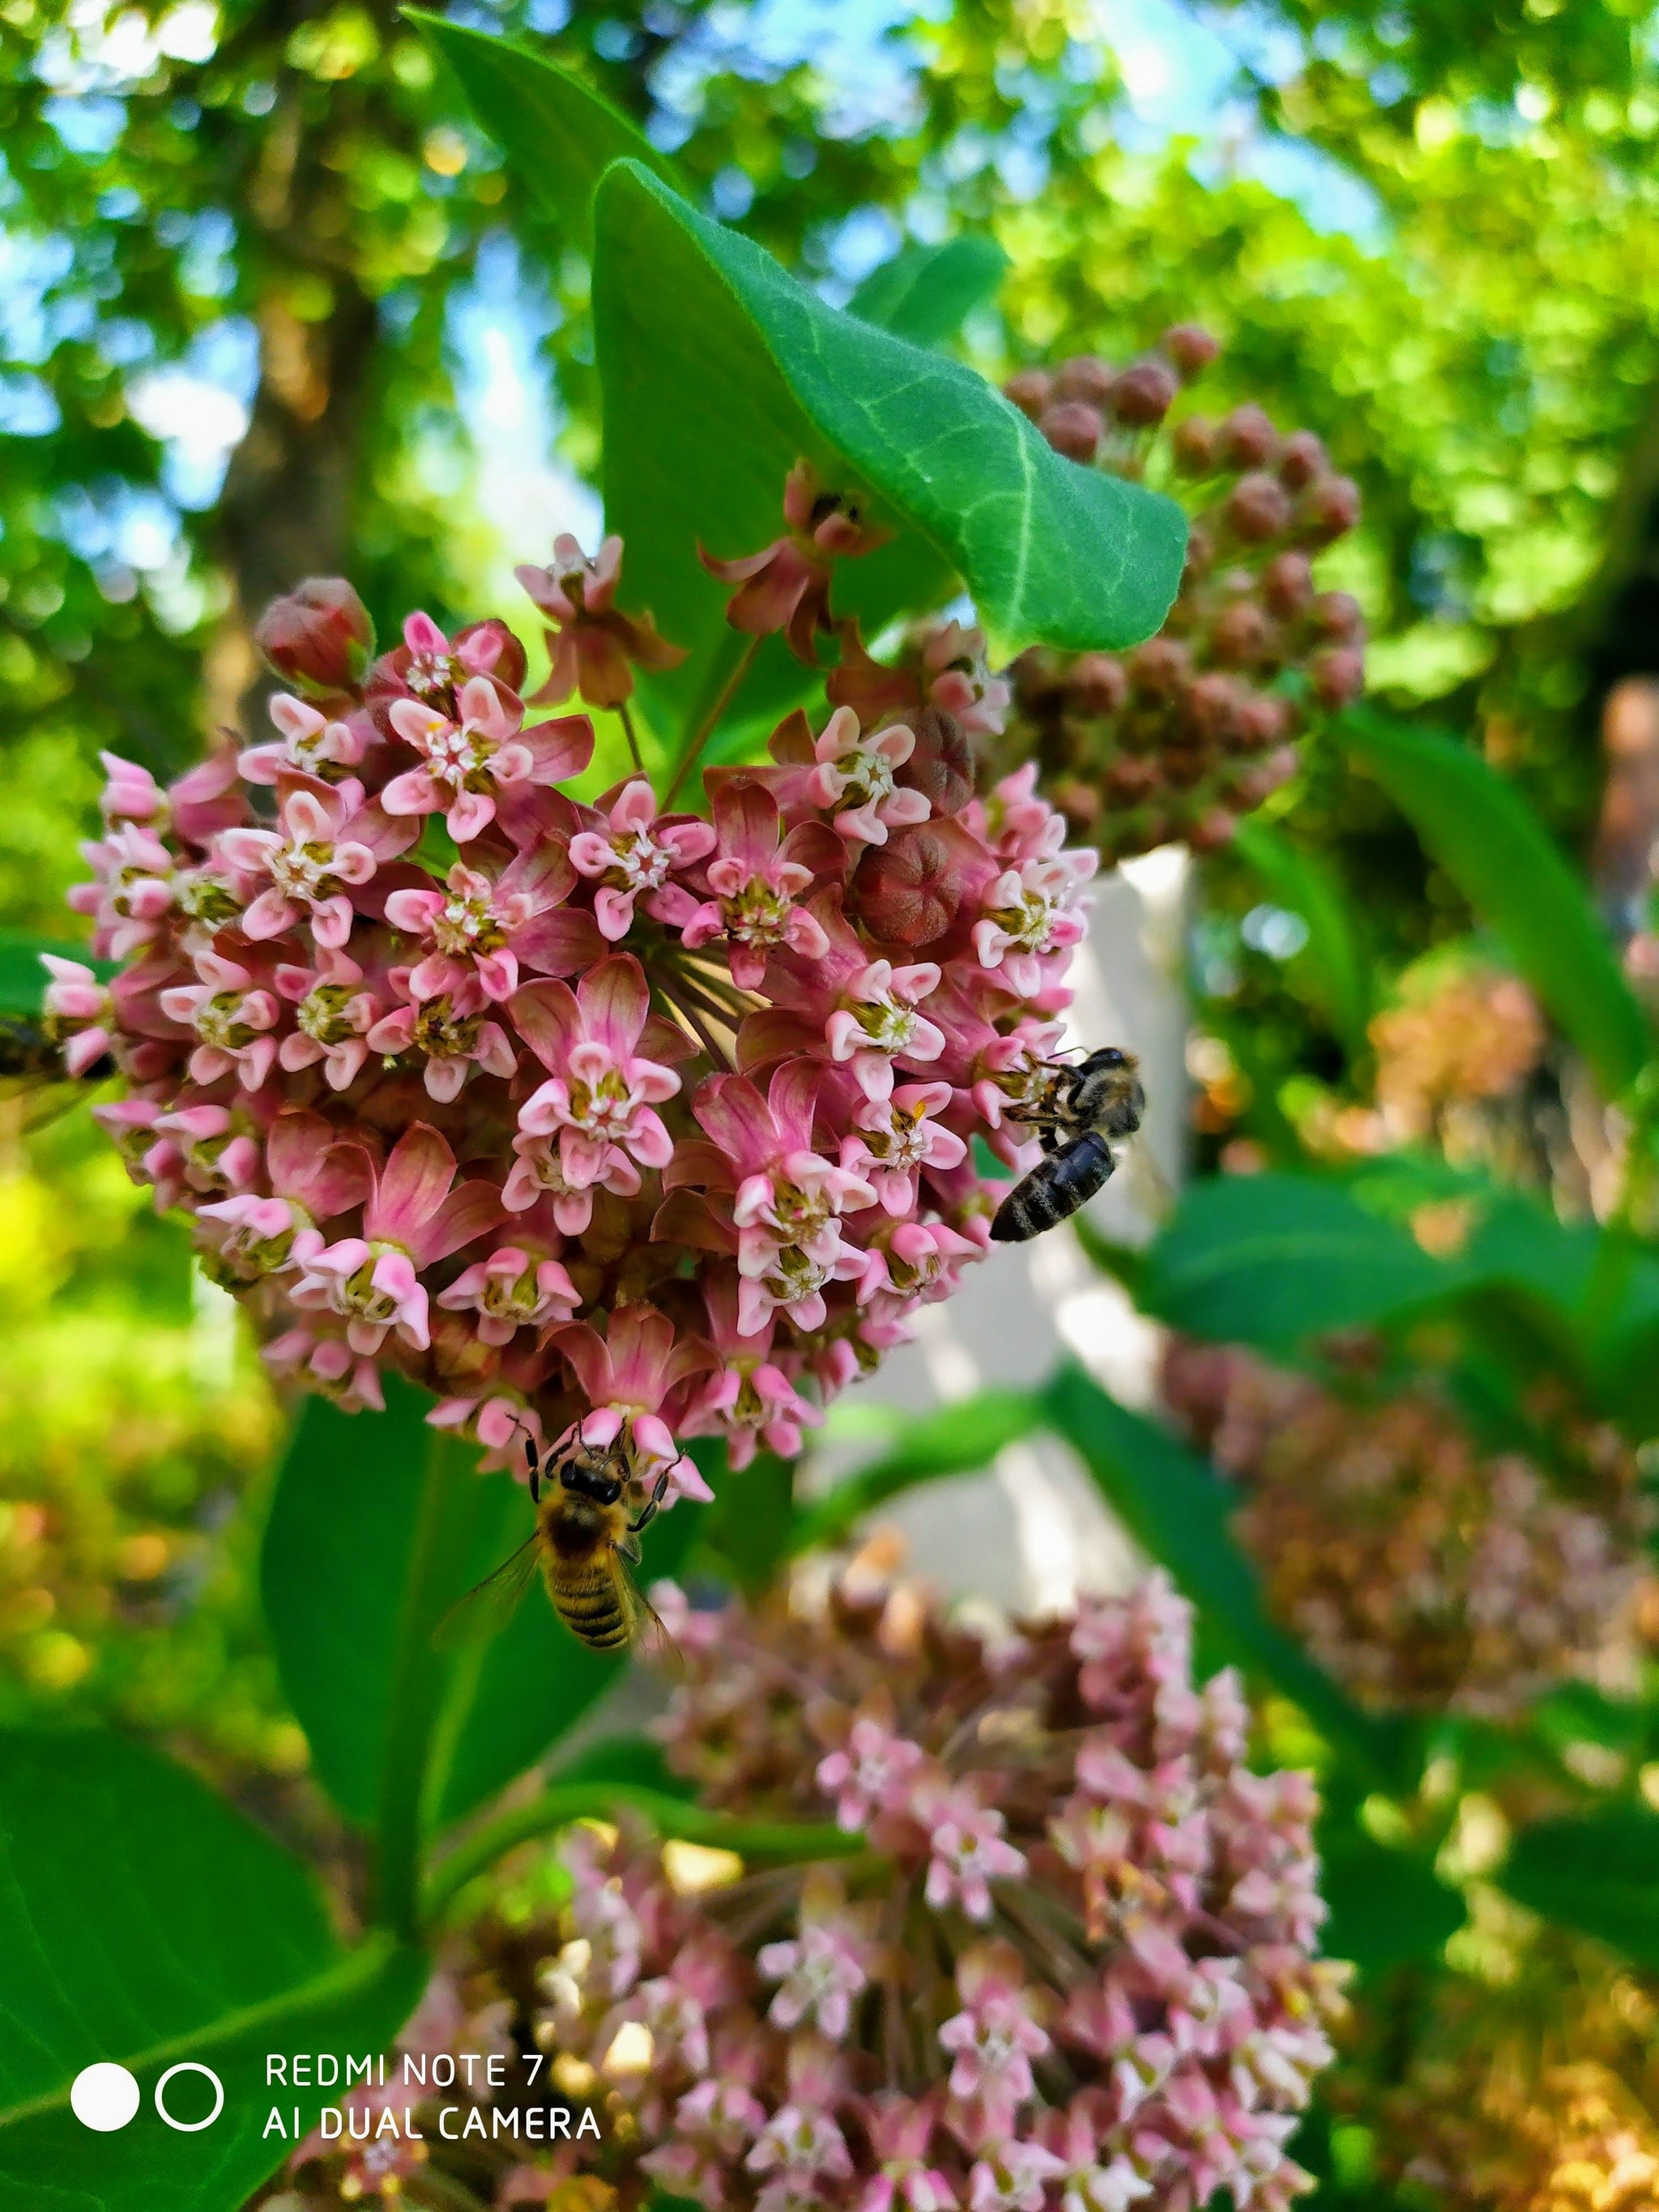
<box><xmin>548</xmin><ymin>1559</ymin><xmax>633</xmax><ymax>1650</ymax></box>
<box><xmin>990</xmin><ymin>1130</ymin><xmax>1117</xmax><ymax>1243</ymax></box>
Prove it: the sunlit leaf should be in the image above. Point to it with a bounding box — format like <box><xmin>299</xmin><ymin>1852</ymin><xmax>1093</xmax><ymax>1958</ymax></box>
<box><xmin>849</xmin><ymin>235</ymin><xmax>1009</xmax><ymax>347</ymax></box>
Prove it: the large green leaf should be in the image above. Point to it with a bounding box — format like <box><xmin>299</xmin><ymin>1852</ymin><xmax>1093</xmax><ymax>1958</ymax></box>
<box><xmin>1344</xmin><ymin>707</ymin><xmax>1651</xmax><ymax>1099</ymax></box>
<box><xmin>590</xmin><ymin>160</ymin><xmax>1187</xmax><ymax>741</ymax></box>
<box><xmin>0</xmin><ymin>1731</ymin><xmax>424</xmax><ymax>2212</ymax></box>
<box><xmin>1044</xmin><ymin>1367</ymin><xmax>1409</xmax><ymax>1783</ymax></box>
<box><xmin>1232</xmin><ymin>818</ymin><xmax>1374</xmax><ymax>1059</ymax></box>
<box><xmin>848</xmin><ymin>235</ymin><xmax>1009</xmax><ymax>348</ymax></box>
<box><xmin>412</xmin><ymin>14</ymin><xmax>676</xmax><ymax>249</ymax></box>
<box><xmin>261</xmin><ymin>1380</ymin><xmax>634</xmax><ymax>1868</ymax></box>
<box><xmin>1140</xmin><ymin>1172</ymin><xmax>1449</xmax><ymax>1354</ymax></box>
<box><xmin>1501</xmin><ymin>1806</ymin><xmax>1659</xmax><ymax>1965</ymax></box>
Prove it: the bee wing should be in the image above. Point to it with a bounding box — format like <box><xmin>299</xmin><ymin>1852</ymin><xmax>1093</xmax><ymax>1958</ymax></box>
<box><xmin>1118</xmin><ymin>1135</ymin><xmax>1175</xmax><ymax>1225</ymax></box>
<box><xmin>625</xmin><ymin>1575</ymin><xmax>683</xmax><ymax>1676</ymax></box>
<box><xmin>433</xmin><ymin>1531</ymin><xmax>542</xmax><ymax>1650</ymax></box>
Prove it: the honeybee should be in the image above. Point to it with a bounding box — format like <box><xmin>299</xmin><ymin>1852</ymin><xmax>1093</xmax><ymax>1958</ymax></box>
<box><xmin>0</xmin><ymin>1014</ymin><xmax>113</xmax><ymax>1130</ymax></box>
<box><xmin>439</xmin><ymin>1433</ymin><xmax>673</xmax><ymax>1656</ymax></box>
<box><xmin>989</xmin><ymin>1046</ymin><xmax>1145</xmax><ymax>1243</ymax></box>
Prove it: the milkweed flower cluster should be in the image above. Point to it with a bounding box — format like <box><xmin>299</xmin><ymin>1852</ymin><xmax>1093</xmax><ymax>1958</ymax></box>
<box><xmin>534</xmin><ymin>1565</ymin><xmax>1346</xmax><ymax>2212</ymax></box>
<box><xmin>49</xmin><ymin>485</ymin><xmax>1097</xmax><ymax>1504</ymax></box>
<box><xmin>988</xmin><ymin>329</ymin><xmax>1365</xmax><ymax>861</ymax></box>
<box><xmin>1162</xmin><ymin>1339</ymin><xmax>1650</xmax><ymax>1719</ymax></box>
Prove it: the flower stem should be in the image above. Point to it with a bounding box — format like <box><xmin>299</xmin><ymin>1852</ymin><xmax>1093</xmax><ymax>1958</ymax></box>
<box><xmin>656</xmin><ymin>974</ymin><xmax>734</xmax><ymax>1073</ymax></box>
<box><xmin>663</xmin><ymin>634</ymin><xmax>761</xmax><ymax>808</ymax></box>
<box><xmin>420</xmin><ymin>1782</ymin><xmax>860</xmax><ymax>1926</ymax></box>
<box><xmin>618</xmin><ymin>698</ymin><xmax>646</xmax><ymax>783</ymax></box>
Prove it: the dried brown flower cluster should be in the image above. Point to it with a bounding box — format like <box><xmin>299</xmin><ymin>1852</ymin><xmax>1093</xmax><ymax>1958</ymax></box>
<box><xmin>1371</xmin><ymin>958</ymin><xmax>1547</xmax><ymax>1145</ymax></box>
<box><xmin>990</xmin><ymin>331</ymin><xmax>1365</xmax><ymax>861</ymax></box>
<box><xmin>1161</xmin><ymin>1341</ymin><xmax>1648</xmax><ymax>1719</ymax></box>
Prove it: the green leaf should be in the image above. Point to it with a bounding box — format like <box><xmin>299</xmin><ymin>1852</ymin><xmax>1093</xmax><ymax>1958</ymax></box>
<box><xmin>410</xmin><ymin>14</ymin><xmax>676</xmax><ymax>250</ymax></box>
<box><xmin>1232</xmin><ymin>818</ymin><xmax>1374</xmax><ymax>1058</ymax></box>
<box><xmin>1502</xmin><ymin>1806</ymin><xmax>1659</xmax><ymax>1965</ymax></box>
<box><xmin>1141</xmin><ymin>1171</ymin><xmax>1448</xmax><ymax>1355</ymax></box>
<box><xmin>1043</xmin><ymin>1366</ymin><xmax>1409</xmax><ymax>1783</ymax></box>
<box><xmin>700</xmin><ymin>1448</ymin><xmax>798</xmax><ymax>1594</ymax></box>
<box><xmin>1344</xmin><ymin>706</ymin><xmax>1650</xmax><ymax>1099</ymax></box>
<box><xmin>1318</xmin><ymin>1821</ymin><xmax>1464</xmax><ymax>1977</ymax></box>
<box><xmin>788</xmin><ymin>1389</ymin><xmax>1043</xmax><ymax>1555</ymax></box>
<box><xmin>0</xmin><ymin>1731</ymin><xmax>424</xmax><ymax>2212</ymax></box>
<box><xmin>0</xmin><ymin>931</ymin><xmax>113</xmax><ymax>1018</ymax></box>
<box><xmin>261</xmin><ymin>1380</ymin><xmax>621</xmax><ymax>1869</ymax></box>
<box><xmin>590</xmin><ymin>160</ymin><xmax>1187</xmax><ymax>738</ymax></box>
<box><xmin>848</xmin><ymin>235</ymin><xmax>1009</xmax><ymax>348</ymax></box>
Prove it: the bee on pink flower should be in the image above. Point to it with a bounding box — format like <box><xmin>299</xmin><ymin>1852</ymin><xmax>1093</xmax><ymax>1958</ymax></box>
<box><xmin>548</xmin><ymin>1302</ymin><xmax>714</xmax><ymax>1505</ymax></box>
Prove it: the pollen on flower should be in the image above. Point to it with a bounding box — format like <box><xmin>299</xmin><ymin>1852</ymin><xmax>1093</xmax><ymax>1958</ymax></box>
<box><xmin>58</xmin><ymin>488</ymin><xmax>1099</xmax><ymax>1505</ymax></box>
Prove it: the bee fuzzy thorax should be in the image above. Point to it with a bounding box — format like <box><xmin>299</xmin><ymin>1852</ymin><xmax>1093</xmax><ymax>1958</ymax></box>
<box><xmin>989</xmin><ymin>1046</ymin><xmax>1145</xmax><ymax>1244</ymax></box>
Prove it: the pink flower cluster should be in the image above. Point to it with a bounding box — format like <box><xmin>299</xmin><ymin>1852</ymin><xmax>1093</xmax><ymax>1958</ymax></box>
<box><xmin>49</xmin><ymin>519</ymin><xmax>1095</xmax><ymax>1503</ymax></box>
<box><xmin>537</xmin><ymin>1567</ymin><xmax>1346</xmax><ymax>2212</ymax></box>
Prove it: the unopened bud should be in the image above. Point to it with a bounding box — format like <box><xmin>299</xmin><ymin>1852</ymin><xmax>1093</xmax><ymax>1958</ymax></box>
<box><xmin>1296</xmin><ymin>474</ymin><xmax>1362</xmax><ymax>546</ymax></box>
<box><xmin>1105</xmin><ymin>755</ymin><xmax>1160</xmax><ymax>801</ymax></box>
<box><xmin>1111</xmin><ymin>359</ymin><xmax>1179</xmax><ymax>427</ymax></box>
<box><xmin>1055</xmin><ymin>355</ymin><xmax>1116</xmax><ymax>408</ymax></box>
<box><xmin>1004</xmin><ymin>369</ymin><xmax>1053</xmax><ymax>421</ymax></box>
<box><xmin>1219</xmin><ymin>405</ymin><xmax>1280</xmax><ymax>469</ymax></box>
<box><xmin>454</xmin><ymin>618</ymin><xmax>528</xmax><ymax>694</ymax></box>
<box><xmin>1067</xmin><ymin>653</ymin><xmax>1129</xmax><ymax>719</ymax></box>
<box><xmin>1262</xmin><ymin>551</ymin><xmax>1315</xmax><ymax>618</ymax></box>
<box><xmin>1238</xmin><ymin>693</ymin><xmax>1294</xmax><ymax>750</ymax></box>
<box><xmin>1277</xmin><ymin>430</ymin><xmax>1328</xmax><ymax>491</ymax></box>
<box><xmin>254</xmin><ymin>578</ymin><xmax>374</xmax><ymax>697</ymax></box>
<box><xmin>1038</xmin><ymin>401</ymin><xmax>1104</xmax><ymax>463</ymax></box>
<box><xmin>1311</xmin><ymin>591</ymin><xmax>1364</xmax><ymax>643</ymax></box>
<box><xmin>1054</xmin><ymin>777</ymin><xmax>1102</xmax><ymax>827</ymax></box>
<box><xmin>1184</xmin><ymin>672</ymin><xmax>1250</xmax><ymax>743</ymax></box>
<box><xmin>894</xmin><ymin>706</ymin><xmax>976</xmax><ymax>816</ymax></box>
<box><xmin>1188</xmin><ymin>806</ymin><xmax>1238</xmax><ymax>852</ymax></box>
<box><xmin>1128</xmin><ymin>636</ymin><xmax>1192</xmax><ymax>698</ymax></box>
<box><xmin>1209</xmin><ymin>602</ymin><xmax>1276</xmax><ymax>668</ymax></box>
<box><xmin>1172</xmin><ymin>415</ymin><xmax>1218</xmax><ymax>474</ymax></box>
<box><xmin>1162</xmin><ymin>323</ymin><xmax>1221</xmax><ymax>380</ymax></box>
<box><xmin>1311</xmin><ymin>647</ymin><xmax>1365</xmax><ymax>708</ymax></box>
<box><xmin>1226</xmin><ymin>472</ymin><xmax>1292</xmax><ymax>543</ymax></box>
<box><xmin>854</xmin><ymin>820</ymin><xmax>985</xmax><ymax>948</ymax></box>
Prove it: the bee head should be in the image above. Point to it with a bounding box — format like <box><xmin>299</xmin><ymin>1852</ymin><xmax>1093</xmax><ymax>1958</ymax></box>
<box><xmin>557</xmin><ymin>1450</ymin><xmax>625</xmax><ymax>1507</ymax></box>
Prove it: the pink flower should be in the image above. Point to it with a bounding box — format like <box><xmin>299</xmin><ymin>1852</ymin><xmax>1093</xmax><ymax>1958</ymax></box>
<box><xmin>40</xmin><ymin>955</ymin><xmax>115</xmax><ymax>1077</ymax></box>
<box><xmin>841</xmin><ymin>1083</ymin><xmax>966</xmax><ymax>1215</ymax></box>
<box><xmin>220</xmin><ymin>778</ymin><xmax>413</xmax><ymax>949</ymax></box>
<box><xmin>514</xmin><ymin>956</ymin><xmax>682</xmax><ymax>1190</ymax></box>
<box><xmin>815</xmin><ymin>1713</ymin><xmax>927</xmax><ymax>1829</ymax></box>
<box><xmin>972</xmin><ymin>852</ymin><xmax>1097</xmax><ymax>998</ymax></box>
<box><xmin>967</xmin><ymin>2141</ymin><xmax>1066</xmax><ymax>2212</ymax></box>
<box><xmin>569</xmin><ymin>779</ymin><xmax>717</xmax><ymax>943</ymax></box>
<box><xmin>275</xmin><ymin>947</ymin><xmax>383</xmax><ymax>1091</ymax></box>
<box><xmin>680</xmin><ymin>779</ymin><xmax>831</xmax><ymax>989</ymax></box>
<box><xmin>678</xmin><ymin>1271</ymin><xmax>822</xmax><ymax>1468</ymax></box>
<box><xmin>549</xmin><ymin>1301</ymin><xmax>714</xmax><ymax>1501</ymax></box>
<box><xmin>922</xmin><ymin>620</ymin><xmax>1011</xmax><ymax>740</ymax></box>
<box><xmin>367</xmin><ymin>609</ymin><xmax>526</xmax><ymax>720</ymax></box>
<box><xmin>383</xmin><ymin>847</ymin><xmax>596</xmax><ymax>1004</ymax></box>
<box><xmin>292</xmin><ymin>1123</ymin><xmax>501</xmax><ymax>1356</ymax></box>
<box><xmin>384</xmin><ymin>676</ymin><xmax>592</xmax><ymax>843</ymax></box>
<box><xmin>159</xmin><ymin>950</ymin><xmax>282</xmax><ymax>1090</ymax></box>
<box><xmin>517</xmin><ymin>533</ymin><xmax>688</xmax><ymax>709</ymax></box>
<box><xmin>825</xmin><ymin>955</ymin><xmax>947</xmax><ymax>1102</ymax></box>
<box><xmin>702</xmin><ymin>459</ymin><xmax>889</xmax><ymax>665</ymax></box>
<box><xmin>67</xmin><ymin>818</ymin><xmax>176</xmax><ymax>959</ymax></box>
<box><xmin>808</xmin><ymin>707</ymin><xmax>932</xmax><ymax>847</ymax></box>
<box><xmin>436</xmin><ymin>1245</ymin><xmax>580</xmax><ymax>1346</ymax></box>
<box><xmin>240</xmin><ymin>692</ymin><xmax>369</xmax><ymax>784</ymax></box>
<box><xmin>366</xmin><ymin>982</ymin><xmax>519</xmax><ymax>1104</ymax></box>
<box><xmin>757</xmin><ymin>1880</ymin><xmax>872</xmax><ymax>2040</ymax></box>
<box><xmin>917</xmin><ymin>1781</ymin><xmax>1027</xmax><ymax>1922</ymax></box>
<box><xmin>196</xmin><ymin>1108</ymin><xmax>373</xmax><ymax>1279</ymax></box>
<box><xmin>860</xmin><ymin>2095</ymin><xmax>957</xmax><ymax>2212</ymax></box>
<box><xmin>939</xmin><ymin>1947</ymin><xmax>1050</xmax><ymax>2112</ymax></box>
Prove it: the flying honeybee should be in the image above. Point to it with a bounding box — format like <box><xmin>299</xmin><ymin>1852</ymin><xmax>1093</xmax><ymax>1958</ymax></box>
<box><xmin>439</xmin><ymin>1432</ymin><xmax>673</xmax><ymax>1656</ymax></box>
<box><xmin>989</xmin><ymin>1046</ymin><xmax>1146</xmax><ymax>1243</ymax></box>
<box><xmin>0</xmin><ymin>1014</ymin><xmax>113</xmax><ymax>1131</ymax></box>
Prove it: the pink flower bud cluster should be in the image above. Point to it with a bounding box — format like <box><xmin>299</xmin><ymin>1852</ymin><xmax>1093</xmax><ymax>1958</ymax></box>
<box><xmin>49</xmin><ymin>540</ymin><xmax>1095</xmax><ymax>1503</ymax></box>
<box><xmin>994</xmin><ymin>331</ymin><xmax>1366</xmax><ymax>862</ymax></box>
<box><xmin>535</xmin><ymin>1565</ymin><xmax>1346</xmax><ymax>2212</ymax></box>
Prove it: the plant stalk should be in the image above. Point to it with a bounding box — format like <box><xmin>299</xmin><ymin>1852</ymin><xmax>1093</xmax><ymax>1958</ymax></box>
<box><xmin>663</xmin><ymin>634</ymin><xmax>761</xmax><ymax>807</ymax></box>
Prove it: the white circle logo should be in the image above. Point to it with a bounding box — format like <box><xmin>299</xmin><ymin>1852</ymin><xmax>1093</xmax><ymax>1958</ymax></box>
<box><xmin>155</xmin><ymin>2062</ymin><xmax>224</xmax><ymax>2132</ymax></box>
<box><xmin>70</xmin><ymin>2063</ymin><xmax>141</xmax><ymax>2133</ymax></box>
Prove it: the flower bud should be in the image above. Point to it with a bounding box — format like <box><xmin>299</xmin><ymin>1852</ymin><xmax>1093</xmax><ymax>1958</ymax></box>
<box><xmin>254</xmin><ymin>578</ymin><xmax>374</xmax><ymax>697</ymax></box>
<box><xmin>1297</xmin><ymin>473</ymin><xmax>1363</xmax><ymax>545</ymax></box>
<box><xmin>1209</xmin><ymin>600</ymin><xmax>1276</xmax><ymax>668</ymax></box>
<box><xmin>1172</xmin><ymin>414</ymin><xmax>1218</xmax><ymax>473</ymax></box>
<box><xmin>1162</xmin><ymin>322</ymin><xmax>1221</xmax><ymax>379</ymax></box>
<box><xmin>1219</xmin><ymin>404</ymin><xmax>1280</xmax><ymax>468</ymax></box>
<box><xmin>454</xmin><ymin>618</ymin><xmax>528</xmax><ymax>694</ymax></box>
<box><xmin>1277</xmin><ymin>429</ymin><xmax>1328</xmax><ymax>489</ymax></box>
<box><xmin>1054</xmin><ymin>353</ymin><xmax>1116</xmax><ymax>407</ymax></box>
<box><xmin>1238</xmin><ymin>691</ymin><xmax>1294</xmax><ymax>749</ymax></box>
<box><xmin>1111</xmin><ymin>357</ymin><xmax>1179</xmax><ymax>426</ymax></box>
<box><xmin>1003</xmin><ymin>368</ymin><xmax>1052</xmax><ymax>420</ymax></box>
<box><xmin>1226</xmin><ymin>471</ymin><xmax>1292</xmax><ymax>543</ymax></box>
<box><xmin>893</xmin><ymin>704</ymin><xmax>975</xmax><ymax>814</ymax></box>
<box><xmin>1311</xmin><ymin>590</ymin><xmax>1365</xmax><ymax>643</ymax></box>
<box><xmin>1188</xmin><ymin>805</ymin><xmax>1237</xmax><ymax>852</ymax></box>
<box><xmin>1311</xmin><ymin>646</ymin><xmax>1366</xmax><ymax>707</ymax></box>
<box><xmin>1128</xmin><ymin>635</ymin><xmax>1192</xmax><ymax>698</ymax></box>
<box><xmin>1183</xmin><ymin>671</ymin><xmax>1250</xmax><ymax>743</ymax></box>
<box><xmin>853</xmin><ymin>819</ymin><xmax>986</xmax><ymax>948</ymax></box>
<box><xmin>1105</xmin><ymin>754</ymin><xmax>1160</xmax><ymax>801</ymax></box>
<box><xmin>1262</xmin><ymin>549</ymin><xmax>1315</xmax><ymax>618</ymax></box>
<box><xmin>1065</xmin><ymin>652</ymin><xmax>1128</xmax><ymax>718</ymax></box>
<box><xmin>1037</xmin><ymin>400</ymin><xmax>1103</xmax><ymax>463</ymax></box>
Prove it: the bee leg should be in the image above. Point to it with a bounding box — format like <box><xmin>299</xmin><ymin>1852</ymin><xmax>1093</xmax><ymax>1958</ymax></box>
<box><xmin>628</xmin><ymin>1465</ymin><xmax>672</xmax><ymax>1535</ymax></box>
<box><xmin>523</xmin><ymin>1437</ymin><xmax>542</xmax><ymax>1505</ymax></box>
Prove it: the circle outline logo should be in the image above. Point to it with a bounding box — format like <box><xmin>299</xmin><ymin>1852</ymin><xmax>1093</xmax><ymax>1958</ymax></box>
<box><xmin>154</xmin><ymin>2061</ymin><xmax>224</xmax><ymax>2132</ymax></box>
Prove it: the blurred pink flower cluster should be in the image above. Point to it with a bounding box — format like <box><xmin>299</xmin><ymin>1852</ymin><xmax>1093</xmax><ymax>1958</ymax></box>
<box><xmin>47</xmin><ymin>506</ymin><xmax>1094</xmax><ymax>1503</ymax></box>
<box><xmin>536</xmin><ymin>1566</ymin><xmax>1346</xmax><ymax>2212</ymax></box>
